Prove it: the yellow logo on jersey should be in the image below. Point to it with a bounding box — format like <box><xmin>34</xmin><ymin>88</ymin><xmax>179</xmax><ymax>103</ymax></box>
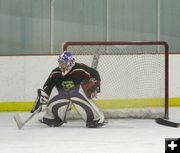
<box><xmin>62</xmin><ymin>81</ymin><xmax>75</xmax><ymax>91</ymax></box>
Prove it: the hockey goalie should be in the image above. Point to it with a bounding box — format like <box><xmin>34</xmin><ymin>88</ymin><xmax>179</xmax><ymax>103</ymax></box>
<box><xmin>31</xmin><ymin>51</ymin><xmax>105</xmax><ymax>128</ymax></box>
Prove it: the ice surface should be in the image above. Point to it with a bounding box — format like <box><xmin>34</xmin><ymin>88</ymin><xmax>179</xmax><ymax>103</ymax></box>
<box><xmin>0</xmin><ymin>107</ymin><xmax>180</xmax><ymax>153</ymax></box>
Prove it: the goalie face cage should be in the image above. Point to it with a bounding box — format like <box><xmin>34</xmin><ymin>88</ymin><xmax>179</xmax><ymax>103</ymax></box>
<box><xmin>62</xmin><ymin>41</ymin><xmax>169</xmax><ymax>119</ymax></box>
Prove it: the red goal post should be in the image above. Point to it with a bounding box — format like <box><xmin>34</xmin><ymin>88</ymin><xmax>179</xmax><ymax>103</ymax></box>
<box><xmin>62</xmin><ymin>41</ymin><xmax>169</xmax><ymax>119</ymax></box>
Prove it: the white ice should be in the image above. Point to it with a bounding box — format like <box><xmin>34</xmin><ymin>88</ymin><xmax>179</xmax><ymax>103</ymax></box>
<box><xmin>0</xmin><ymin>108</ymin><xmax>180</xmax><ymax>153</ymax></box>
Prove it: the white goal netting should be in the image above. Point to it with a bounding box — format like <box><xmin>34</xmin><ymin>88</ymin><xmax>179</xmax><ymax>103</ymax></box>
<box><xmin>62</xmin><ymin>41</ymin><xmax>169</xmax><ymax>119</ymax></box>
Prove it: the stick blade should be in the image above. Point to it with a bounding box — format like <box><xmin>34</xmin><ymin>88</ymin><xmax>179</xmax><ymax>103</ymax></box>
<box><xmin>155</xmin><ymin>118</ymin><xmax>180</xmax><ymax>128</ymax></box>
<box><xmin>14</xmin><ymin>113</ymin><xmax>23</xmax><ymax>129</ymax></box>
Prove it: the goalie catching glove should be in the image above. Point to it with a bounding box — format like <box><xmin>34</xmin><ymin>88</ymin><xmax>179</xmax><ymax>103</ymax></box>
<box><xmin>81</xmin><ymin>78</ymin><xmax>100</xmax><ymax>99</ymax></box>
<box><xmin>31</xmin><ymin>89</ymin><xmax>49</xmax><ymax>113</ymax></box>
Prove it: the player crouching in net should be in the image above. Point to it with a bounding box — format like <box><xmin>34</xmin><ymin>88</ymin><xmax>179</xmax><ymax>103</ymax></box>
<box><xmin>31</xmin><ymin>51</ymin><xmax>105</xmax><ymax>128</ymax></box>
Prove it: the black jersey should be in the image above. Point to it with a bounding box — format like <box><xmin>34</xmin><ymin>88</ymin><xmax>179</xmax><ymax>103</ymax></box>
<box><xmin>43</xmin><ymin>62</ymin><xmax>101</xmax><ymax>96</ymax></box>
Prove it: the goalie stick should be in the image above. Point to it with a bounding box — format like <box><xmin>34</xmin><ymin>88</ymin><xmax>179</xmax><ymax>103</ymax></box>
<box><xmin>63</xmin><ymin>98</ymin><xmax>72</xmax><ymax>123</ymax></box>
<box><xmin>14</xmin><ymin>106</ymin><xmax>42</xmax><ymax>129</ymax></box>
<box><xmin>155</xmin><ymin>118</ymin><xmax>180</xmax><ymax>128</ymax></box>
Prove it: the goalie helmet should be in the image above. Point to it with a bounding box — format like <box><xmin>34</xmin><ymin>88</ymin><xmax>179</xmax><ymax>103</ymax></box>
<box><xmin>58</xmin><ymin>51</ymin><xmax>75</xmax><ymax>75</ymax></box>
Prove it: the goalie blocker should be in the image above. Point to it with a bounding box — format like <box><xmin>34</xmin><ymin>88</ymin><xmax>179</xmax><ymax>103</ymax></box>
<box><xmin>31</xmin><ymin>89</ymin><xmax>49</xmax><ymax>113</ymax></box>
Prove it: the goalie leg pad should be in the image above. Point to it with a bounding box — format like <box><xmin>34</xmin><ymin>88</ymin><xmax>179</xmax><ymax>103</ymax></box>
<box><xmin>72</xmin><ymin>100</ymin><xmax>105</xmax><ymax>128</ymax></box>
<box><xmin>70</xmin><ymin>85</ymin><xmax>105</xmax><ymax>128</ymax></box>
<box><xmin>42</xmin><ymin>101</ymin><xmax>70</xmax><ymax>127</ymax></box>
<box><xmin>42</xmin><ymin>88</ymin><xmax>71</xmax><ymax>126</ymax></box>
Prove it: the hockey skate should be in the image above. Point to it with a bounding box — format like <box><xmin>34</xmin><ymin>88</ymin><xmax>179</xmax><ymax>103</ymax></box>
<box><xmin>39</xmin><ymin>117</ymin><xmax>64</xmax><ymax>127</ymax></box>
<box><xmin>86</xmin><ymin>119</ymin><xmax>107</xmax><ymax>128</ymax></box>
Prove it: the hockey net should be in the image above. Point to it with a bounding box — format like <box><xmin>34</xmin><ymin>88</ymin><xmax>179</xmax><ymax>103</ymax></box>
<box><xmin>62</xmin><ymin>41</ymin><xmax>169</xmax><ymax>119</ymax></box>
